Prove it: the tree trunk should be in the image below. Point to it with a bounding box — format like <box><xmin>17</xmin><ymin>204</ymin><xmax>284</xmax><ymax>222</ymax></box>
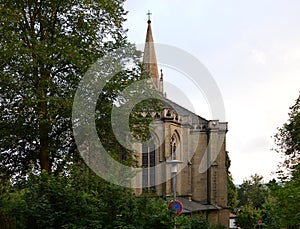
<box><xmin>39</xmin><ymin>98</ymin><xmax>51</xmax><ymax>173</ymax></box>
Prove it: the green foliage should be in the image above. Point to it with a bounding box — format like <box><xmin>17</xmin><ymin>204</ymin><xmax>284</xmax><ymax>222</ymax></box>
<box><xmin>12</xmin><ymin>170</ymin><xmax>107</xmax><ymax>228</ymax></box>
<box><xmin>0</xmin><ymin>0</ymin><xmax>136</xmax><ymax>178</ymax></box>
<box><xmin>190</xmin><ymin>216</ymin><xmax>211</xmax><ymax>229</ymax></box>
<box><xmin>129</xmin><ymin>98</ymin><xmax>165</xmax><ymax>142</ymax></box>
<box><xmin>122</xmin><ymin>196</ymin><xmax>173</xmax><ymax>229</ymax></box>
<box><xmin>261</xmin><ymin>93</ymin><xmax>300</xmax><ymax>228</ymax></box>
<box><xmin>226</xmin><ymin>151</ymin><xmax>238</xmax><ymax>212</ymax></box>
<box><xmin>274</xmin><ymin>92</ymin><xmax>300</xmax><ymax>180</ymax></box>
<box><xmin>0</xmin><ymin>170</ymin><xmax>17</xmax><ymax>228</ymax></box>
<box><xmin>0</xmin><ymin>166</ymin><xmax>230</xmax><ymax>229</ymax></box>
<box><xmin>172</xmin><ymin>215</ymin><xmax>226</xmax><ymax>229</ymax></box>
<box><xmin>96</xmin><ymin>73</ymin><xmax>164</xmax><ymax>166</ymax></box>
<box><xmin>263</xmin><ymin>177</ymin><xmax>300</xmax><ymax>228</ymax></box>
<box><xmin>235</xmin><ymin>95</ymin><xmax>300</xmax><ymax>228</ymax></box>
<box><xmin>237</xmin><ymin>174</ymin><xmax>267</xmax><ymax>209</ymax></box>
<box><xmin>235</xmin><ymin>204</ymin><xmax>262</xmax><ymax>229</ymax></box>
<box><xmin>174</xmin><ymin>214</ymin><xmax>191</xmax><ymax>228</ymax></box>
<box><xmin>227</xmin><ymin>174</ymin><xmax>238</xmax><ymax>212</ymax></box>
<box><xmin>0</xmin><ymin>164</ymin><xmax>176</xmax><ymax>228</ymax></box>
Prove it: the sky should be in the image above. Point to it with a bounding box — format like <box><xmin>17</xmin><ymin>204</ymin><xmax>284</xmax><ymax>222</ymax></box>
<box><xmin>123</xmin><ymin>0</ymin><xmax>300</xmax><ymax>184</ymax></box>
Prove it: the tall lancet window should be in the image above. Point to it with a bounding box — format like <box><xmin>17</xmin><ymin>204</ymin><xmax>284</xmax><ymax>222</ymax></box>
<box><xmin>170</xmin><ymin>135</ymin><xmax>177</xmax><ymax>160</ymax></box>
<box><xmin>142</xmin><ymin>143</ymin><xmax>156</xmax><ymax>192</ymax></box>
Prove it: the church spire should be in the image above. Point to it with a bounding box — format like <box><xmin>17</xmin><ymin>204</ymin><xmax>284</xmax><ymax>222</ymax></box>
<box><xmin>143</xmin><ymin>11</ymin><xmax>163</xmax><ymax>94</ymax></box>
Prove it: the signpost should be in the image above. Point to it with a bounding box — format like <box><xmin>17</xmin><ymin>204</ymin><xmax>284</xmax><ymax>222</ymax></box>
<box><xmin>166</xmin><ymin>158</ymin><xmax>183</xmax><ymax>229</ymax></box>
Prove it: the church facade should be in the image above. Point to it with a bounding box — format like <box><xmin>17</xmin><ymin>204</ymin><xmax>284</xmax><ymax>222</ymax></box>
<box><xmin>134</xmin><ymin>19</ymin><xmax>230</xmax><ymax>227</ymax></box>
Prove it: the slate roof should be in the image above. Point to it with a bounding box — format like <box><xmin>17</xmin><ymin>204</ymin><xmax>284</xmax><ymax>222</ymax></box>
<box><xmin>163</xmin><ymin>97</ymin><xmax>208</xmax><ymax>124</ymax></box>
<box><xmin>176</xmin><ymin>197</ymin><xmax>221</xmax><ymax>213</ymax></box>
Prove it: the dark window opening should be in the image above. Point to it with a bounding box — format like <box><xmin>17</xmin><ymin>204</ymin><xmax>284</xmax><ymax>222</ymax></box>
<box><xmin>142</xmin><ymin>143</ymin><xmax>156</xmax><ymax>193</ymax></box>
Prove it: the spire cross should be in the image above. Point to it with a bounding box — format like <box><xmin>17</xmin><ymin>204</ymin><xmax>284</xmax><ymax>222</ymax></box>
<box><xmin>147</xmin><ymin>10</ymin><xmax>152</xmax><ymax>21</ymax></box>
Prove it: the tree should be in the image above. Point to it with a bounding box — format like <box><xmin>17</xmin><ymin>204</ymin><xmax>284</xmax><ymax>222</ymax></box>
<box><xmin>1</xmin><ymin>163</ymin><xmax>176</xmax><ymax>228</ymax></box>
<box><xmin>263</xmin><ymin>178</ymin><xmax>300</xmax><ymax>228</ymax></box>
<box><xmin>237</xmin><ymin>174</ymin><xmax>267</xmax><ymax>209</ymax></box>
<box><xmin>226</xmin><ymin>151</ymin><xmax>238</xmax><ymax>212</ymax></box>
<box><xmin>274</xmin><ymin>92</ymin><xmax>300</xmax><ymax>180</ymax></box>
<box><xmin>268</xmin><ymin>93</ymin><xmax>300</xmax><ymax>226</ymax></box>
<box><xmin>259</xmin><ymin>94</ymin><xmax>300</xmax><ymax>228</ymax></box>
<box><xmin>0</xmin><ymin>0</ymin><xmax>137</xmax><ymax>178</ymax></box>
<box><xmin>235</xmin><ymin>204</ymin><xmax>262</xmax><ymax>229</ymax></box>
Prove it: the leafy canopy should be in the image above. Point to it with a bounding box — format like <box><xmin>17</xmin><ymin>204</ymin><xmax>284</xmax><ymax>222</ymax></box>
<box><xmin>0</xmin><ymin>0</ymin><xmax>142</xmax><ymax>178</ymax></box>
<box><xmin>274</xmin><ymin>92</ymin><xmax>300</xmax><ymax>180</ymax></box>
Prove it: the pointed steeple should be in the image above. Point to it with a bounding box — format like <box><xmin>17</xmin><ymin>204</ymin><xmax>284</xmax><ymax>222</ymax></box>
<box><xmin>143</xmin><ymin>14</ymin><xmax>162</xmax><ymax>93</ymax></box>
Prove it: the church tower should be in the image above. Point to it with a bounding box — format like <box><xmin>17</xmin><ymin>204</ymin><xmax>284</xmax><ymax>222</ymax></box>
<box><xmin>143</xmin><ymin>16</ymin><xmax>164</xmax><ymax>94</ymax></box>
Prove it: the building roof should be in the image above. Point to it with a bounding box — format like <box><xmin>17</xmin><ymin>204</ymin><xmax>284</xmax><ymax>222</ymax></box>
<box><xmin>230</xmin><ymin>213</ymin><xmax>237</xmax><ymax>218</ymax></box>
<box><xmin>163</xmin><ymin>97</ymin><xmax>208</xmax><ymax>124</ymax></box>
<box><xmin>176</xmin><ymin>197</ymin><xmax>221</xmax><ymax>213</ymax></box>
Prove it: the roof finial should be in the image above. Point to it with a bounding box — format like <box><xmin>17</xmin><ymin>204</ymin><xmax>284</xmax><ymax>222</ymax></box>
<box><xmin>147</xmin><ymin>10</ymin><xmax>152</xmax><ymax>23</ymax></box>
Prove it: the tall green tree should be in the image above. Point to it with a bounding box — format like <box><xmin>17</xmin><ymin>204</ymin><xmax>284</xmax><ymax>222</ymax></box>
<box><xmin>264</xmin><ymin>93</ymin><xmax>300</xmax><ymax>228</ymax></box>
<box><xmin>225</xmin><ymin>151</ymin><xmax>238</xmax><ymax>212</ymax></box>
<box><xmin>0</xmin><ymin>0</ymin><xmax>136</xmax><ymax>178</ymax></box>
<box><xmin>274</xmin><ymin>92</ymin><xmax>300</xmax><ymax>180</ymax></box>
<box><xmin>263</xmin><ymin>178</ymin><xmax>300</xmax><ymax>228</ymax></box>
<box><xmin>237</xmin><ymin>174</ymin><xmax>267</xmax><ymax>209</ymax></box>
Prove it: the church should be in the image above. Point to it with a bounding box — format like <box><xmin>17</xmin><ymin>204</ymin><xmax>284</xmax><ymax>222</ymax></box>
<box><xmin>133</xmin><ymin>18</ymin><xmax>230</xmax><ymax>227</ymax></box>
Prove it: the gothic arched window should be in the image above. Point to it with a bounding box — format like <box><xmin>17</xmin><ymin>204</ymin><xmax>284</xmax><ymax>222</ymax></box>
<box><xmin>142</xmin><ymin>143</ymin><xmax>156</xmax><ymax>192</ymax></box>
<box><xmin>170</xmin><ymin>135</ymin><xmax>177</xmax><ymax>160</ymax></box>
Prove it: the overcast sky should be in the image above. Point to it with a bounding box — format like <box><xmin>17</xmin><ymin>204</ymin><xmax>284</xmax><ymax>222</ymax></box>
<box><xmin>123</xmin><ymin>0</ymin><xmax>300</xmax><ymax>184</ymax></box>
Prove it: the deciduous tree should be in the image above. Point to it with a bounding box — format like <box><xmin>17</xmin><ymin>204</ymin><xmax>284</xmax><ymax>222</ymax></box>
<box><xmin>274</xmin><ymin>92</ymin><xmax>300</xmax><ymax>180</ymax></box>
<box><xmin>0</xmin><ymin>0</ymin><xmax>137</xmax><ymax>178</ymax></box>
<box><xmin>235</xmin><ymin>204</ymin><xmax>262</xmax><ymax>229</ymax></box>
<box><xmin>226</xmin><ymin>151</ymin><xmax>238</xmax><ymax>212</ymax></box>
<box><xmin>237</xmin><ymin>174</ymin><xmax>267</xmax><ymax>209</ymax></box>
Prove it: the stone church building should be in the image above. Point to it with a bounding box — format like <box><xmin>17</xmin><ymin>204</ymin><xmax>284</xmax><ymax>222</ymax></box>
<box><xmin>134</xmin><ymin>18</ymin><xmax>230</xmax><ymax>227</ymax></box>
